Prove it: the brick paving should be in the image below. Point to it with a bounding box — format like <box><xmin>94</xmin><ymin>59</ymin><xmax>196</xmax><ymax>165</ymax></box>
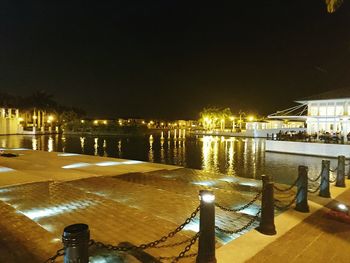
<box><xmin>245</xmin><ymin>187</ymin><xmax>350</xmax><ymax>263</ymax></box>
<box><xmin>1</xmin><ymin>149</ymin><xmax>349</xmax><ymax>263</ymax></box>
<box><xmin>0</xmin><ymin>150</ymin><xmax>262</xmax><ymax>262</ymax></box>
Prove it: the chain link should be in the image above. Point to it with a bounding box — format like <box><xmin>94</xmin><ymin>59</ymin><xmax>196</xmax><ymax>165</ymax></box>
<box><xmin>215</xmin><ymin>191</ymin><xmax>261</xmax><ymax>212</ymax></box>
<box><xmin>328</xmin><ymin>176</ymin><xmax>337</xmax><ymax>183</ymax></box>
<box><xmin>90</xmin><ymin>206</ymin><xmax>200</xmax><ymax>252</ymax></box>
<box><xmin>215</xmin><ymin>209</ymin><xmax>261</xmax><ymax>234</ymax></box>
<box><xmin>329</xmin><ymin>167</ymin><xmax>338</xmax><ymax>173</ymax></box>
<box><xmin>274</xmin><ymin>196</ymin><xmax>296</xmax><ymax>210</ymax></box>
<box><xmin>44</xmin><ymin>248</ymin><xmax>65</xmax><ymax>263</ymax></box>
<box><xmin>154</xmin><ymin>236</ymin><xmax>194</xmax><ymax>249</ymax></box>
<box><xmin>273</xmin><ymin>175</ymin><xmax>299</xmax><ymax>192</ymax></box>
<box><xmin>308</xmin><ymin>184</ymin><xmax>321</xmax><ymax>194</ymax></box>
<box><xmin>308</xmin><ymin>171</ymin><xmax>322</xmax><ymax>182</ymax></box>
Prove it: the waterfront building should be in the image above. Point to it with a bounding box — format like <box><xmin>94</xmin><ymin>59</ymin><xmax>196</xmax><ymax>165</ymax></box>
<box><xmin>0</xmin><ymin>107</ymin><xmax>22</xmax><ymax>135</ymax></box>
<box><xmin>269</xmin><ymin>88</ymin><xmax>350</xmax><ymax>141</ymax></box>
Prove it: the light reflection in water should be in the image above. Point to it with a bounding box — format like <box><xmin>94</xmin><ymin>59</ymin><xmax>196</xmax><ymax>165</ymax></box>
<box><xmin>94</xmin><ymin>138</ymin><xmax>98</xmax><ymax>156</ymax></box>
<box><xmin>48</xmin><ymin>136</ymin><xmax>53</xmax><ymax>152</ymax></box>
<box><xmin>148</xmin><ymin>135</ymin><xmax>154</xmax><ymax>162</ymax></box>
<box><xmin>32</xmin><ymin>136</ymin><xmax>38</xmax><ymax>150</ymax></box>
<box><xmin>80</xmin><ymin>137</ymin><xmax>85</xmax><ymax>153</ymax></box>
<box><xmin>2</xmin><ymin>134</ymin><xmax>339</xmax><ymax>184</ymax></box>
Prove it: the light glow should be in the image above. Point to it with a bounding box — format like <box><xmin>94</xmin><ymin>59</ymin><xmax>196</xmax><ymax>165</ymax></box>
<box><xmin>95</xmin><ymin>161</ymin><xmax>121</xmax><ymax>167</ymax></box>
<box><xmin>0</xmin><ymin>167</ymin><xmax>15</xmax><ymax>173</ymax></box>
<box><xmin>62</xmin><ymin>162</ymin><xmax>92</xmax><ymax>169</ymax></box>
<box><xmin>200</xmin><ymin>193</ymin><xmax>215</xmax><ymax>203</ymax></box>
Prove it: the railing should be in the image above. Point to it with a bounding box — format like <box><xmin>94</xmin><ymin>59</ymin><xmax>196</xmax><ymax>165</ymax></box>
<box><xmin>45</xmin><ymin>155</ymin><xmax>349</xmax><ymax>263</ymax></box>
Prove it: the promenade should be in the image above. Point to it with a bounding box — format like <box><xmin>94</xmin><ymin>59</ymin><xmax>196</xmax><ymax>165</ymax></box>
<box><xmin>0</xmin><ymin>148</ymin><xmax>349</xmax><ymax>262</ymax></box>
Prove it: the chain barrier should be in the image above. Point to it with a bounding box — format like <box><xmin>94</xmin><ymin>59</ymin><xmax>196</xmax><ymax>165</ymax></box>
<box><xmin>215</xmin><ymin>209</ymin><xmax>261</xmax><ymax>235</ymax></box>
<box><xmin>91</xmin><ymin>205</ymin><xmax>200</xmax><ymax>252</ymax></box>
<box><xmin>308</xmin><ymin>184</ymin><xmax>321</xmax><ymax>194</ymax></box>
<box><xmin>273</xmin><ymin>175</ymin><xmax>299</xmax><ymax>192</ymax></box>
<box><xmin>274</xmin><ymin>196</ymin><xmax>296</xmax><ymax>210</ymax></box>
<box><xmin>158</xmin><ymin>232</ymin><xmax>200</xmax><ymax>263</ymax></box>
<box><xmin>308</xmin><ymin>172</ymin><xmax>321</xmax><ymax>182</ymax></box>
<box><xmin>44</xmin><ymin>248</ymin><xmax>65</xmax><ymax>263</ymax></box>
<box><xmin>328</xmin><ymin>176</ymin><xmax>337</xmax><ymax>183</ymax></box>
<box><xmin>45</xmin><ymin>206</ymin><xmax>200</xmax><ymax>262</ymax></box>
<box><xmin>154</xmin><ymin>235</ymin><xmax>195</xmax><ymax>249</ymax></box>
<box><xmin>215</xmin><ymin>191</ymin><xmax>261</xmax><ymax>212</ymax></box>
<box><xmin>329</xmin><ymin>167</ymin><xmax>338</xmax><ymax>173</ymax></box>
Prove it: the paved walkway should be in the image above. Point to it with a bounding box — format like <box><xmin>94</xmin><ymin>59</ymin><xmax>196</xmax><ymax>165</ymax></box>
<box><xmin>1</xmin><ymin>148</ymin><xmax>350</xmax><ymax>262</ymax></box>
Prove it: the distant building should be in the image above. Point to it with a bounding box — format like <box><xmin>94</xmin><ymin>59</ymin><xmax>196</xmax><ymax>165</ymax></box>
<box><xmin>269</xmin><ymin>88</ymin><xmax>350</xmax><ymax>141</ymax></box>
<box><xmin>0</xmin><ymin>107</ymin><xmax>22</xmax><ymax>135</ymax></box>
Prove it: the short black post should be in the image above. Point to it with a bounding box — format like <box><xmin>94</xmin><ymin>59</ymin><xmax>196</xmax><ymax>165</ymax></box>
<box><xmin>295</xmin><ymin>165</ymin><xmax>310</xmax><ymax>213</ymax></box>
<box><xmin>335</xmin><ymin>155</ymin><xmax>346</xmax><ymax>187</ymax></box>
<box><xmin>257</xmin><ymin>179</ymin><xmax>276</xmax><ymax>235</ymax></box>
<box><xmin>319</xmin><ymin>160</ymin><xmax>331</xmax><ymax>198</ymax></box>
<box><xmin>196</xmin><ymin>190</ymin><xmax>216</xmax><ymax>263</ymax></box>
<box><xmin>62</xmin><ymin>223</ymin><xmax>90</xmax><ymax>263</ymax></box>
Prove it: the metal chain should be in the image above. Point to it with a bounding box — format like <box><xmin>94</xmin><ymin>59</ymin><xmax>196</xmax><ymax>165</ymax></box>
<box><xmin>215</xmin><ymin>209</ymin><xmax>261</xmax><ymax>234</ymax></box>
<box><xmin>215</xmin><ymin>191</ymin><xmax>261</xmax><ymax>212</ymax></box>
<box><xmin>329</xmin><ymin>167</ymin><xmax>338</xmax><ymax>173</ymax></box>
<box><xmin>44</xmin><ymin>248</ymin><xmax>65</xmax><ymax>263</ymax></box>
<box><xmin>157</xmin><ymin>232</ymin><xmax>200</xmax><ymax>262</ymax></box>
<box><xmin>308</xmin><ymin>184</ymin><xmax>321</xmax><ymax>194</ymax></box>
<box><xmin>91</xmin><ymin>206</ymin><xmax>200</xmax><ymax>251</ymax></box>
<box><xmin>308</xmin><ymin>171</ymin><xmax>322</xmax><ymax>182</ymax></box>
<box><xmin>274</xmin><ymin>196</ymin><xmax>296</xmax><ymax>210</ymax></box>
<box><xmin>273</xmin><ymin>176</ymin><xmax>299</xmax><ymax>192</ymax></box>
<box><xmin>328</xmin><ymin>176</ymin><xmax>337</xmax><ymax>183</ymax></box>
<box><xmin>154</xmin><ymin>235</ymin><xmax>195</xmax><ymax>249</ymax></box>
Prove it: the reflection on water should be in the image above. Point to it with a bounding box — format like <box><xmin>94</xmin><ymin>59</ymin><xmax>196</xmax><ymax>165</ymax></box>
<box><xmin>0</xmin><ymin>133</ymin><xmax>339</xmax><ymax>184</ymax></box>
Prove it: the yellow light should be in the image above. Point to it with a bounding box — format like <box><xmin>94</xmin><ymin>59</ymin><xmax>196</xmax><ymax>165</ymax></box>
<box><xmin>247</xmin><ymin>116</ymin><xmax>255</xmax><ymax>122</ymax></box>
<box><xmin>103</xmin><ymin>120</ymin><xmax>107</xmax><ymax>125</ymax></box>
<box><xmin>18</xmin><ymin>117</ymin><xmax>24</xmax><ymax>122</ymax></box>
<box><xmin>142</xmin><ymin>121</ymin><xmax>145</xmax><ymax>124</ymax></box>
<box><xmin>33</xmin><ymin>115</ymin><xmax>37</xmax><ymax>120</ymax></box>
<box><xmin>81</xmin><ymin>120</ymin><xmax>85</xmax><ymax>124</ymax></box>
<box><xmin>161</xmin><ymin>122</ymin><xmax>164</xmax><ymax>126</ymax></box>
<box><xmin>94</xmin><ymin>120</ymin><xmax>98</xmax><ymax>125</ymax></box>
<box><xmin>230</xmin><ymin>116</ymin><xmax>235</xmax><ymax>121</ymax></box>
<box><xmin>149</xmin><ymin>121</ymin><xmax>154</xmax><ymax>125</ymax></box>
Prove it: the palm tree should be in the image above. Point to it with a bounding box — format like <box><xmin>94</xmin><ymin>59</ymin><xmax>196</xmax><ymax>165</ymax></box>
<box><xmin>326</xmin><ymin>0</ymin><xmax>343</xmax><ymax>13</ymax></box>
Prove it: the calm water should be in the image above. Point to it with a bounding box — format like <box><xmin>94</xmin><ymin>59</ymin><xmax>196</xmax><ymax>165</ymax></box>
<box><xmin>1</xmin><ymin>133</ymin><xmax>337</xmax><ymax>184</ymax></box>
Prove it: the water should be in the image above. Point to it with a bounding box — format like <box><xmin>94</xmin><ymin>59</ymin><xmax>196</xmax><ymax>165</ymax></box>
<box><xmin>0</xmin><ymin>133</ymin><xmax>337</xmax><ymax>184</ymax></box>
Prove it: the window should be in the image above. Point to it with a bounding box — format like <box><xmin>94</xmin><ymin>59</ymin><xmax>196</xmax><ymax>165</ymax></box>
<box><xmin>309</xmin><ymin>106</ymin><xmax>318</xmax><ymax>116</ymax></box>
<box><xmin>335</xmin><ymin>106</ymin><xmax>344</xmax><ymax>116</ymax></box>
<box><xmin>327</xmin><ymin>106</ymin><xmax>335</xmax><ymax>116</ymax></box>
<box><xmin>319</xmin><ymin>106</ymin><xmax>327</xmax><ymax>116</ymax></box>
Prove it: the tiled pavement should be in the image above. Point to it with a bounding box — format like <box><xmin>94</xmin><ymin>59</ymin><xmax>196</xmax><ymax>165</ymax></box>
<box><xmin>0</xmin><ymin>150</ymin><xmax>263</xmax><ymax>262</ymax></box>
<box><xmin>1</xmin><ymin>149</ymin><xmax>349</xmax><ymax>263</ymax></box>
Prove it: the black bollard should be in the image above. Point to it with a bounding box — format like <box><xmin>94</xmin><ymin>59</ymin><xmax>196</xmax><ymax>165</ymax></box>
<box><xmin>62</xmin><ymin>223</ymin><xmax>90</xmax><ymax>263</ymax></box>
<box><xmin>319</xmin><ymin>160</ymin><xmax>331</xmax><ymax>198</ymax></box>
<box><xmin>335</xmin><ymin>155</ymin><xmax>346</xmax><ymax>187</ymax></box>
<box><xmin>196</xmin><ymin>190</ymin><xmax>216</xmax><ymax>263</ymax></box>
<box><xmin>295</xmin><ymin>165</ymin><xmax>310</xmax><ymax>213</ymax></box>
<box><xmin>257</xmin><ymin>180</ymin><xmax>276</xmax><ymax>235</ymax></box>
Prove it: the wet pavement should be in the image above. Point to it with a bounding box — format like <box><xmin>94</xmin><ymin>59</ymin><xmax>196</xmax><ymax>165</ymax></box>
<box><xmin>0</xmin><ymin>151</ymin><xmax>264</xmax><ymax>263</ymax></box>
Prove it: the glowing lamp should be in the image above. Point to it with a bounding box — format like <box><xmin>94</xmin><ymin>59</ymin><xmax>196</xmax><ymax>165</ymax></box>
<box><xmin>199</xmin><ymin>190</ymin><xmax>215</xmax><ymax>203</ymax></box>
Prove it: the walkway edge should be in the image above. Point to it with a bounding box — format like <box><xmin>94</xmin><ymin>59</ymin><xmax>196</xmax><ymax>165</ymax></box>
<box><xmin>216</xmin><ymin>184</ymin><xmax>350</xmax><ymax>263</ymax></box>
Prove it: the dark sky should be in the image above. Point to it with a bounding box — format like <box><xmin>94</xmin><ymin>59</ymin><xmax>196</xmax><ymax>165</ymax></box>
<box><xmin>1</xmin><ymin>0</ymin><xmax>350</xmax><ymax>119</ymax></box>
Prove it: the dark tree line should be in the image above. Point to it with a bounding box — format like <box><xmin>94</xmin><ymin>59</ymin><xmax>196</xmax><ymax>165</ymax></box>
<box><xmin>0</xmin><ymin>90</ymin><xmax>86</xmax><ymax>122</ymax></box>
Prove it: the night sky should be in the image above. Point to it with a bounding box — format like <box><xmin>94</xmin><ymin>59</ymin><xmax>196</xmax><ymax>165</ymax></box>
<box><xmin>1</xmin><ymin>1</ymin><xmax>350</xmax><ymax>119</ymax></box>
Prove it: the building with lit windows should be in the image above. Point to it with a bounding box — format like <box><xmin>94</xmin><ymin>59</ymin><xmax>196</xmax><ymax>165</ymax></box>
<box><xmin>296</xmin><ymin>88</ymin><xmax>350</xmax><ymax>136</ymax></box>
<box><xmin>0</xmin><ymin>107</ymin><xmax>22</xmax><ymax>135</ymax></box>
<box><xmin>268</xmin><ymin>88</ymin><xmax>350</xmax><ymax>141</ymax></box>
